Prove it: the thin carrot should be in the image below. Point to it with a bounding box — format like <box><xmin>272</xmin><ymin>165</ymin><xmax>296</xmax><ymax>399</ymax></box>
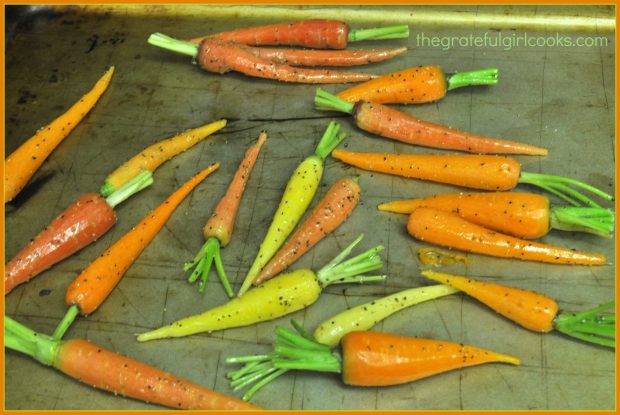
<box><xmin>185</xmin><ymin>132</ymin><xmax>267</xmax><ymax>296</ymax></box>
<box><xmin>5</xmin><ymin>66</ymin><xmax>115</xmax><ymax>203</ymax></box>
<box><xmin>422</xmin><ymin>270</ymin><xmax>615</xmax><ymax>347</ymax></box>
<box><xmin>407</xmin><ymin>207</ymin><xmax>607</xmax><ymax>265</ymax></box>
<box><xmin>187</xmin><ymin>20</ymin><xmax>410</xmax><ymax>49</ymax></box>
<box><xmin>225</xmin><ymin>322</ymin><xmax>519</xmax><ymax>400</ymax></box>
<box><xmin>100</xmin><ymin>119</ymin><xmax>227</xmax><ymax>197</ymax></box>
<box><xmin>247</xmin><ymin>46</ymin><xmax>407</xmax><ymax>67</ymax></box>
<box><xmin>253</xmin><ymin>176</ymin><xmax>361</xmax><ymax>286</ymax></box>
<box><xmin>378</xmin><ymin>191</ymin><xmax>614</xmax><ymax>239</ymax></box>
<box><xmin>53</xmin><ymin>164</ymin><xmax>219</xmax><ymax>339</ymax></box>
<box><xmin>316</xmin><ymin>89</ymin><xmax>548</xmax><ymax>155</ymax></box>
<box><xmin>336</xmin><ymin>65</ymin><xmax>498</xmax><ymax>104</ymax></box>
<box><xmin>332</xmin><ymin>149</ymin><xmax>614</xmax><ymax>207</ymax></box>
<box><xmin>5</xmin><ymin>316</ymin><xmax>259</xmax><ymax>410</ymax></box>
<box><xmin>148</xmin><ymin>33</ymin><xmax>376</xmax><ymax>84</ymax></box>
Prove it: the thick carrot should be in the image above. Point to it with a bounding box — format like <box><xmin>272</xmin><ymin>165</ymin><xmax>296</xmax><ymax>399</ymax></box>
<box><xmin>5</xmin><ymin>66</ymin><xmax>115</xmax><ymax>203</ymax></box>
<box><xmin>379</xmin><ymin>192</ymin><xmax>615</xmax><ymax>239</ymax></box>
<box><xmin>336</xmin><ymin>65</ymin><xmax>498</xmax><ymax>104</ymax></box>
<box><xmin>185</xmin><ymin>132</ymin><xmax>267</xmax><ymax>296</ymax></box>
<box><xmin>253</xmin><ymin>176</ymin><xmax>361</xmax><ymax>286</ymax></box>
<box><xmin>4</xmin><ymin>316</ymin><xmax>259</xmax><ymax>410</ymax></box>
<box><xmin>187</xmin><ymin>20</ymin><xmax>410</xmax><ymax>49</ymax></box>
<box><xmin>332</xmin><ymin>149</ymin><xmax>614</xmax><ymax>207</ymax></box>
<box><xmin>148</xmin><ymin>33</ymin><xmax>376</xmax><ymax>84</ymax></box>
<box><xmin>5</xmin><ymin>193</ymin><xmax>116</xmax><ymax>295</ymax></box>
<box><xmin>100</xmin><ymin>119</ymin><xmax>227</xmax><ymax>197</ymax></box>
<box><xmin>225</xmin><ymin>322</ymin><xmax>519</xmax><ymax>400</ymax></box>
<box><xmin>316</xmin><ymin>89</ymin><xmax>548</xmax><ymax>155</ymax></box>
<box><xmin>422</xmin><ymin>270</ymin><xmax>615</xmax><ymax>347</ymax></box>
<box><xmin>245</xmin><ymin>46</ymin><xmax>408</xmax><ymax>67</ymax></box>
<box><xmin>407</xmin><ymin>207</ymin><xmax>607</xmax><ymax>265</ymax></box>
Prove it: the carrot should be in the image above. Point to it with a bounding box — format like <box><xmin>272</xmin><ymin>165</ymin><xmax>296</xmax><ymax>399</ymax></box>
<box><xmin>225</xmin><ymin>322</ymin><xmax>519</xmax><ymax>400</ymax></box>
<box><xmin>379</xmin><ymin>191</ymin><xmax>614</xmax><ymax>239</ymax></box>
<box><xmin>331</xmin><ymin>149</ymin><xmax>614</xmax><ymax>208</ymax></box>
<box><xmin>187</xmin><ymin>20</ymin><xmax>410</xmax><ymax>49</ymax></box>
<box><xmin>5</xmin><ymin>66</ymin><xmax>114</xmax><ymax>203</ymax></box>
<box><xmin>253</xmin><ymin>176</ymin><xmax>361</xmax><ymax>286</ymax></box>
<box><xmin>4</xmin><ymin>316</ymin><xmax>259</xmax><ymax>410</ymax></box>
<box><xmin>335</xmin><ymin>65</ymin><xmax>498</xmax><ymax>104</ymax></box>
<box><xmin>237</xmin><ymin>121</ymin><xmax>346</xmax><ymax>297</ymax></box>
<box><xmin>148</xmin><ymin>33</ymin><xmax>376</xmax><ymax>84</ymax></box>
<box><xmin>247</xmin><ymin>46</ymin><xmax>407</xmax><ymax>67</ymax></box>
<box><xmin>136</xmin><ymin>235</ymin><xmax>385</xmax><ymax>342</ymax></box>
<box><xmin>52</xmin><ymin>164</ymin><xmax>219</xmax><ymax>339</ymax></box>
<box><xmin>100</xmin><ymin>119</ymin><xmax>227</xmax><ymax>197</ymax></box>
<box><xmin>185</xmin><ymin>132</ymin><xmax>267</xmax><ymax>296</ymax></box>
<box><xmin>407</xmin><ymin>207</ymin><xmax>607</xmax><ymax>265</ymax></box>
<box><xmin>422</xmin><ymin>270</ymin><xmax>615</xmax><ymax>347</ymax></box>
<box><xmin>316</xmin><ymin>89</ymin><xmax>548</xmax><ymax>155</ymax></box>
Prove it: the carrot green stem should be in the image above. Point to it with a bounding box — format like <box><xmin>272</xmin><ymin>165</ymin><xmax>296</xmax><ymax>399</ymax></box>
<box><xmin>184</xmin><ymin>237</ymin><xmax>233</xmax><ymax>297</ymax></box>
<box><xmin>314</xmin><ymin>121</ymin><xmax>347</xmax><ymax>161</ymax></box>
<box><xmin>148</xmin><ymin>32</ymin><xmax>199</xmax><ymax>57</ymax></box>
<box><xmin>550</xmin><ymin>206</ymin><xmax>615</xmax><ymax>238</ymax></box>
<box><xmin>554</xmin><ymin>301</ymin><xmax>615</xmax><ymax>348</ymax></box>
<box><xmin>446</xmin><ymin>68</ymin><xmax>499</xmax><ymax>91</ymax></box>
<box><xmin>103</xmin><ymin>170</ymin><xmax>154</xmax><ymax>208</ymax></box>
<box><xmin>314</xmin><ymin>88</ymin><xmax>355</xmax><ymax>114</ymax></box>
<box><xmin>52</xmin><ymin>305</ymin><xmax>80</xmax><ymax>340</ymax></box>
<box><xmin>4</xmin><ymin>316</ymin><xmax>60</xmax><ymax>366</ymax></box>
<box><xmin>347</xmin><ymin>25</ymin><xmax>410</xmax><ymax>42</ymax></box>
<box><xmin>518</xmin><ymin>171</ymin><xmax>614</xmax><ymax>208</ymax></box>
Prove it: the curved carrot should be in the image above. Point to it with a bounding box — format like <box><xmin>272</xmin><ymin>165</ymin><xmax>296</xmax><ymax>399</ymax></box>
<box><xmin>148</xmin><ymin>33</ymin><xmax>376</xmax><ymax>84</ymax></box>
<box><xmin>187</xmin><ymin>20</ymin><xmax>409</xmax><ymax>49</ymax></box>
<box><xmin>5</xmin><ymin>317</ymin><xmax>259</xmax><ymax>410</ymax></box>
<box><xmin>407</xmin><ymin>207</ymin><xmax>607</xmax><ymax>265</ymax></box>
<box><xmin>332</xmin><ymin>149</ymin><xmax>614</xmax><ymax>207</ymax></box>
<box><xmin>247</xmin><ymin>46</ymin><xmax>408</xmax><ymax>67</ymax></box>
<box><xmin>185</xmin><ymin>132</ymin><xmax>267</xmax><ymax>295</ymax></box>
<box><xmin>422</xmin><ymin>270</ymin><xmax>615</xmax><ymax>347</ymax></box>
<box><xmin>379</xmin><ymin>191</ymin><xmax>614</xmax><ymax>239</ymax></box>
<box><xmin>5</xmin><ymin>66</ymin><xmax>114</xmax><ymax>203</ymax></box>
<box><xmin>316</xmin><ymin>89</ymin><xmax>548</xmax><ymax>155</ymax></box>
<box><xmin>100</xmin><ymin>119</ymin><xmax>227</xmax><ymax>197</ymax></box>
<box><xmin>253</xmin><ymin>176</ymin><xmax>361</xmax><ymax>286</ymax></box>
<box><xmin>336</xmin><ymin>65</ymin><xmax>498</xmax><ymax>104</ymax></box>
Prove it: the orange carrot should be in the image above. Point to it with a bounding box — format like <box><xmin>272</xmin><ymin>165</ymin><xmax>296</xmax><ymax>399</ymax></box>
<box><xmin>332</xmin><ymin>149</ymin><xmax>614</xmax><ymax>207</ymax></box>
<box><xmin>185</xmin><ymin>132</ymin><xmax>267</xmax><ymax>295</ymax></box>
<box><xmin>378</xmin><ymin>191</ymin><xmax>615</xmax><ymax>239</ymax></box>
<box><xmin>407</xmin><ymin>207</ymin><xmax>607</xmax><ymax>265</ymax></box>
<box><xmin>5</xmin><ymin>316</ymin><xmax>259</xmax><ymax>410</ymax></box>
<box><xmin>5</xmin><ymin>66</ymin><xmax>114</xmax><ymax>203</ymax></box>
<box><xmin>247</xmin><ymin>46</ymin><xmax>408</xmax><ymax>67</ymax></box>
<box><xmin>316</xmin><ymin>89</ymin><xmax>548</xmax><ymax>155</ymax></box>
<box><xmin>336</xmin><ymin>65</ymin><xmax>498</xmax><ymax>104</ymax></box>
<box><xmin>421</xmin><ymin>270</ymin><xmax>615</xmax><ymax>347</ymax></box>
<box><xmin>253</xmin><ymin>176</ymin><xmax>361</xmax><ymax>286</ymax></box>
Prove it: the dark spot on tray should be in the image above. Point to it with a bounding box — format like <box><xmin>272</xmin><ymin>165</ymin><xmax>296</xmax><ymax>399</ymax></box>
<box><xmin>39</xmin><ymin>289</ymin><xmax>52</xmax><ymax>297</ymax></box>
<box><xmin>17</xmin><ymin>89</ymin><xmax>36</xmax><ymax>105</ymax></box>
<box><xmin>5</xmin><ymin>170</ymin><xmax>56</xmax><ymax>210</ymax></box>
<box><xmin>85</xmin><ymin>34</ymin><xmax>99</xmax><ymax>53</ymax></box>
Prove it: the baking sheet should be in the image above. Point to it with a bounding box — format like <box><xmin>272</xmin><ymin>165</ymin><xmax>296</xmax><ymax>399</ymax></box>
<box><xmin>4</xmin><ymin>4</ymin><xmax>615</xmax><ymax>411</ymax></box>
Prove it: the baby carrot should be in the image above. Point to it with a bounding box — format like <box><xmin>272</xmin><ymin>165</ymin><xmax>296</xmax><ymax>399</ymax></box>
<box><xmin>148</xmin><ymin>34</ymin><xmax>376</xmax><ymax>84</ymax></box>
<box><xmin>185</xmin><ymin>132</ymin><xmax>266</xmax><ymax>296</ymax></box>
<box><xmin>332</xmin><ymin>149</ymin><xmax>614</xmax><ymax>208</ymax></box>
<box><xmin>54</xmin><ymin>164</ymin><xmax>219</xmax><ymax>339</ymax></box>
<box><xmin>5</xmin><ymin>66</ymin><xmax>114</xmax><ymax>203</ymax></box>
<box><xmin>422</xmin><ymin>270</ymin><xmax>615</xmax><ymax>347</ymax></box>
<box><xmin>407</xmin><ymin>207</ymin><xmax>607</xmax><ymax>265</ymax></box>
<box><xmin>336</xmin><ymin>65</ymin><xmax>498</xmax><ymax>104</ymax></box>
<box><xmin>316</xmin><ymin>89</ymin><xmax>548</xmax><ymax>155</ymax></box>
<box><xmin>187</xmin><ymin>20</ymin><xmax>410</xmax><ymax>49</ymax></box>
<box><xmin>100</xmin><ymin>119</ymin><xmax>227</xmax><ymax>197</ymax></box>
<box><xmin>253</xmin><ymin>176</ymin><xmax>361</xmax><ymax>286</ymax></box>
<box><xmin>379</xmin><ymin>191</ymin><xmax>615</xmax><ymax>239</ymax></box>
<box><xmin>247</xmin><ymin>46</ymin><xmax>407</xmax><ymax>67</ymax></box>
<box><xmin>5</xmin><ymin>316</ymin><xmax>259</xmax><ymax>410</ymax></box>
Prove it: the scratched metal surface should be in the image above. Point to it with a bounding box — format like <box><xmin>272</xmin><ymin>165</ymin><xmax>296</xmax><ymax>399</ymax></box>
<box><xmin>4</xmin><ymin>5</ymin><xmax>615</xmax><ymax>411</ymax></box>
